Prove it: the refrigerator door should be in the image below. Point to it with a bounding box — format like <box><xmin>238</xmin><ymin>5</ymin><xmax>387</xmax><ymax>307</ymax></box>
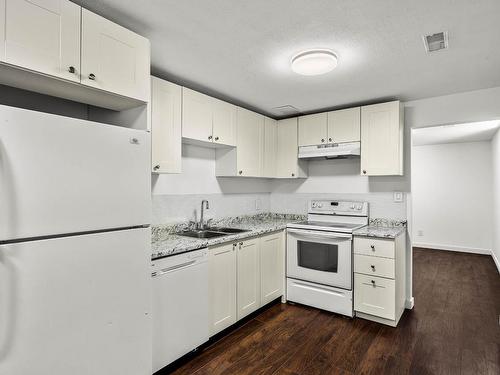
<box><xmin>0</xmin><ymin>105</ymin><xmax>151</xmax><ymax>242</ymax></box>
<box><xmin>0</xmin><ymin>228</ymin><xmax>151</xmax><ymax>375</ymax></box>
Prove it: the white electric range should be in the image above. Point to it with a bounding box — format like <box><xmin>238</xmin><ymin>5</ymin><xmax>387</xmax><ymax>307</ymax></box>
<box><xmin>286</xmin><ymin>200</ymin><xmax>369</xmax><ymax>317</ymax></box>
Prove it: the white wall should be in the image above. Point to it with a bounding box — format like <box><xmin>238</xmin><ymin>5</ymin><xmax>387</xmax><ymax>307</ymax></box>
<box><xmin>412</xmin><ymin>141</ymin><xmax>493</xmax><ymax>254</ymax></box>
<box><xmin>491</xmin><ymin>130</ymin><xmax>500</xmax><ymax>271</ymax></box>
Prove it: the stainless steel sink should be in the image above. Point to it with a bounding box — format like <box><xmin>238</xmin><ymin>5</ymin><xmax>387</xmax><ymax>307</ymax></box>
<box><xmin>207</xmin><ymin>227</ymin><xmax>250</xmax><ymax>234</ymax></box>
<box><xmin>176</xmin><ymin>230</ymin><xmax>228</xmax><ymax>239</ymax></box>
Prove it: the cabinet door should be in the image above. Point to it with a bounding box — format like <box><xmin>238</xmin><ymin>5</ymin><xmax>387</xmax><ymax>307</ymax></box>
<box><xmin>81</xmin><ymin>9</ymin><xmax>150</xmax><ymax>101</ymax></box>
<box><xmin>237</xmin><ymin>238</ymin><xmax>260</xmax><ymax>320</ymax></box>
<box><xmin>263</xmin><ymin>117</ymin><xmax>278</xmax><ymax>178</ymax></box>
<box><xmin>298</xmin><ymin>113</ymin><xmax>328</xmax><ymax>146</ymax></box>
<box><xmin>182</xmin><ymin>88</ymin><xmax>213</xmax><ymax>142</ymax></box>
<box><xmin>361</xmin><ymin>101</ymin><xmax>403</xmax><ymax>176</ymax></box>
<box><xmin>260</xmin><ymin>232</ymin><xmax>284</xmax><ymax>305</ymax></box>
<box><xmin>236</xmin><ymin>108</ymin><xmax>264</xmax><ymax>177</ymax></box>
<box><xmin>276</xmin><ymin>117</ymin><xmax>299</xmax><ymax>178</ymax></box>
<box><xmin>4</xmin><ymin>0</ymin><xmax>80</xmax><ymax>82</ymax></box>
<box><xmin>151</xmin><ymin>77</ymin><xmax>182</xmax><ymax>174</ymax></box>
<box><xmin>209</xmin><ymin>243</ymin><xmax>237</xmax><ymax>335</ymax></box>
<box><xmin>354</xmin><ymin>273</ymin><xmax>395</xmax><ymax>320</ymax></box>
<box><xmin>328</xmin><ymin>107</ymin><xmax>360</xmax><ymax>143</ymax></box>
<box><xmin>212</xmin><ymin>98</ymin><xmax>237</xmax><ymax>146</ymax></box>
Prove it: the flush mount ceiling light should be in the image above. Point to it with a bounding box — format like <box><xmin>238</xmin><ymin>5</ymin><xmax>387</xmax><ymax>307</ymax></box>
<box><xmin>291</xmin><ymin>49</ymin><xmax>338</xmax><ymax>76</ymax></box>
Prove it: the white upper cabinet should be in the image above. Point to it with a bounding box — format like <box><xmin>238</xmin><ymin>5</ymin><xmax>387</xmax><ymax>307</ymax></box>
<box><xmin>327</xmin><ymin>107</ymin><xmax>361</xmax><ymax>143</ymax></box>
<box><xmin>236</xmin><ymin>108</ymin><xmax>264</xmax><ymax>177</ymax></box>
<box><xmin>151</xmin><ymin>77</ymin><xmax>182</xmax><ymax>174</ymax></box>
<box><xmin>361</xmin><ymin>101</ymin><xmax>404</xmax><ymax>176</ymax></box>
<box><xmin>298</xmin><ymin>113</ymin><xmax>328</xmax><ymax>146</ymax></box>
<box><xmin>81</xmin><ymin>9</ymin><xmax>150</xmax><ymax>102</ymax></box>
<box><xmin>4</xmin><ymin>0</ymin><xmax>81</xmax><ymax>82</ymax></box>
<box><xmin>277</xmin><ymin>117</ymin><xmax>307</xmax><ymax>178</ymax></box>
<box><xmin>182</xmin><ymin>88</ymin><xmax>213</xmax><ymax>142</ymax></box>
<box><xmin>212</xmin><ymin>98</ymin><xmax>237</xmax><ymax>146</ymax></box>
<box><xmin>182</xmin><ymin>88</ymin><xmax>237</xmax><ymax>146</ymax></box>
<box><xmin>263</xmin><ymin>117</ymin><xmax>278</xmax><ymax>178</ymax></box>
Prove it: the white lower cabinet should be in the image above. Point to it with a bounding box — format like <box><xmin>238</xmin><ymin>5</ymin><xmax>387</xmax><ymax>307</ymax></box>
<box><xmin>354</xmin><ymin>233</ymin><xmax>406</xmax><ymax>327</ymax></box>
<box><xmin>208</xmin><ymin>243</ymin><xmax>237</xmax><ymax>336</ymax></box>
<box><xmin>237</xmin><ymin>238</ymin><xmax>261</xmax><ymax>320</ymax></box>
<box><xmin>260</xmin><ymin>232</ymin><xmax>284</xmax><ymax>305</ymax></box>
<box><xmin>208</xmin><ymin>231</ymin><xmax>285</xmax><ymax>336</ymax></box>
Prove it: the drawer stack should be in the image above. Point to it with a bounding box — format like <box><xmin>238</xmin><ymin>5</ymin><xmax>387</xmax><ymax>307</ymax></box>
<box><xmin>353</xmin><ymin>234</ymin><xmax>406</xmax><ymax>327</ymax></box>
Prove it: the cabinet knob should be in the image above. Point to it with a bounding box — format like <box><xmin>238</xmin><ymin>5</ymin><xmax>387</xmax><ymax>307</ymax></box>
<box><xmin>370</xmin><ymin>245</ymin><xmax>375</xmax><ymax>251</ymax></box>
<box><xmin>239</xmin><ymin>242</ymin><xmax>243</xmax><ymax>246</ymax></box>
<box><xmin>68</xmin><ymin>66</ymin><xmax>76</xmax><ymax>74</ymax></box>
<box><xmin>371</xmin><ymin>280</ymin><xmax>376</xmax><ymax>286</ymax></box>
<box><xmin>291</xmin><ymin>173</ymin><xmax>295</xmax><ymax>177</ymax></box>
<box><xmin>153</xmin><ymin>165</ymin><xmax>160</xmax><ymax>171</ymax></box>
<box><xmin>214</xmin><ymin>136</ymin><xmax>219</xmax><ymax>141</ymax></box>
<box><xmin>329</xmin><ymin>137</ymin><xmax>332</xmax><ymax>142</ymax></box>
<box><xmin>208</xmin><ymin>135</ymin><xmax>213</xmax><ymax>140</ymax></box>
<box><xmin>321</xmin><ymin>138</ymin><xmax>325</xmax><ymax>143</ymax></box>
<box><xmin>371</xmin><ymin>265</ymin><xmax>375</xmax><ymax>270</ymax></box>
<box><xmin>88</xmin><ymin>73</ymin><xmax>96</xmax><ymax>80</ymax></box>
<box><xmin>238</xmin><ymin>170</ymin><xmax>243</xmax><ymax>175</ymax></box>
<box><xmin>363</xmin><ymin>170</ymin><xmax>367</xmax><ymax>174</ymax></box>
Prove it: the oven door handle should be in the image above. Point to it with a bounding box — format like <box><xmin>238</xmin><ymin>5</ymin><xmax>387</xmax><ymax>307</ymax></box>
<box><xmin>287</xmin><ymin>228</ymin><xmax>352</xmax><ymax>241</ymax></box>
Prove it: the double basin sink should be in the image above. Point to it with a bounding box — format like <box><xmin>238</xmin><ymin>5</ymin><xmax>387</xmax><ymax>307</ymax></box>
<box><xmin>177</xmin><ymin>227</ymin><xmax>249</xmax><ymax>239</ymax></box>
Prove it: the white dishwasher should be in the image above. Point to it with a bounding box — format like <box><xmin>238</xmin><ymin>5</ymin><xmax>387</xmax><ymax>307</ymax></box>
<box><xmin>152</xmin><ymin>248</ymin><xmax>209</xmax><ymax>373</ymax></box>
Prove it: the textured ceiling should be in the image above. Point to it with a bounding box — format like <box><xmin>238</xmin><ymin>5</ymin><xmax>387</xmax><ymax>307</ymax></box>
<box><xmin>74</xmin><ymin>0</ymin><xmax>500</xmax><ymax>118</ymax></box>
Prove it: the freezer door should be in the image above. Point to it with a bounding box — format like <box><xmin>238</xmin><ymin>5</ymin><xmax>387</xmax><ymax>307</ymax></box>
<box><xmin>0</xmin><ymin>228</ymin><xmax>151</xmax><ymax>375</ymax></box>
<box><xmin>0</xmin><ymin>105</ymin><xmax>151</xmax><ymax>241</ymax></box>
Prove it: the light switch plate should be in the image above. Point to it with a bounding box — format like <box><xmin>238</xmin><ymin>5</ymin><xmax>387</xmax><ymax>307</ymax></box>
<box><xmin>393</xmin><ymin>192</ymin><xmax>404</xmax><ymax>203</ymax></box>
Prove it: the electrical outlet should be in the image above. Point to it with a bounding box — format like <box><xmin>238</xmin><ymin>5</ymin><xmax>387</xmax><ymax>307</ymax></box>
<box><xmin>418</xmin><ymin>230</ymin><xmax>424</xmax><ymax>237</ymax></box>
<box><xmin>255</xmin><ymin>198</ymin><xmax>261</xmax><ymax>211</ymax></box>
<box><xmin>393</xmin><ymin>192</ymin><xmax>404</xmax><ymax>203</ymax></box>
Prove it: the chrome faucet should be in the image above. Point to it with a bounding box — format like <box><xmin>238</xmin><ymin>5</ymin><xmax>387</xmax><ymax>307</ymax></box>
<box><xmin>198</xmin><ymin>200</ymin><xmax>210</xmax><ymax>229</ymax></box>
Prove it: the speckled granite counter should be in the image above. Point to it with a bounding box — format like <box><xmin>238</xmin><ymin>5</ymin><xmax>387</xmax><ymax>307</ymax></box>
<box><xmin>151</xmin><ymin>213</ymin><xmax>305</xmax><ymax>259</ymax></box>
<box><xmin>353</xmin><ymin>218</ymin><xmax>407</xmax><ymax>239</ymax></box>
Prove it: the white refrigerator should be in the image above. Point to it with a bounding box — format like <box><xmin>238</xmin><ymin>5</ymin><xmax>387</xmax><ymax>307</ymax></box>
<box><xmin>0</xmin><ymin>105</ymin><xmax>152</xmax><ymax>375</ymax></box>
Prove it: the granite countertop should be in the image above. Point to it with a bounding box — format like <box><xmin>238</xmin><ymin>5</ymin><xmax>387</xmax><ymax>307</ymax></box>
<box><xmin>151</xmin><ymin>213</ymin><xmax>305</xmax><ymax>259</ymax></box>
<box><xmin>353</xmin><ymin>218</ymin><xmax>407</xmax><ymax>239</ymax></box>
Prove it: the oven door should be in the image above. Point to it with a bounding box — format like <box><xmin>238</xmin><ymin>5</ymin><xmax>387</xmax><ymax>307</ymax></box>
<box><xmin>286</xmin><ymin>228</ymin><xmax>352</xmax><ymax>290</ymax></box>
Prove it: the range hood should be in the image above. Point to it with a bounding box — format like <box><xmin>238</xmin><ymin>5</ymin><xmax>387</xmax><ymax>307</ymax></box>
<box><xmin>298</xmin><ymin>141</ymin><xmax>361</xmax><ymax>159</ymax></box>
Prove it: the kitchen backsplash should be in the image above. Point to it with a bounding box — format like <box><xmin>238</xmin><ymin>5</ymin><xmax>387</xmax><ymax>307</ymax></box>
<box><xmin>153</xmin><ymin>192</ymin><xmax>406</xmax><ymax>225</ymax></box>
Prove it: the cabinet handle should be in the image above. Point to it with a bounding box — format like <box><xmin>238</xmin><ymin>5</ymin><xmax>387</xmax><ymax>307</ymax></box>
<box><xmin>363</xmin><ymin>170</ymin><xmax>367</xmax><ymax>174</ymax></box>
<box><xmin>321</xmin><ymin>138</ymin><xmax>325</xmax><ymax>143</ymax></box>
<box><xmin>208</xmin><ymin>135</ymin><xmax>213</xmax><ymax>140</ymax></box>
<box><xmin>214</xmin><ymin>136</ymin><xmax>219</xmax><ymax>141</ymax></box>
<box><xmin>88</xmin><ymin>73</ymin><xmax>96</xmax><ymax>80</ymax></box>
<box><xmin>68</xmin><ymin>66</ymin><xmax>76</xmax><ymax>74</ymax></box>
<box><xmin>153</xmin><ymin>165</ymin><xmax>160</xmax><ymax>171</ymax></box>
<box><xmin>371</xmin><ymin>265</ymin><xmax>375</xmax><ymax>271</ymax></box>
<box><xmin>370</xmin><ymin>245</ymin><xmax>375</xmax><ymax>251</ymax></box>
<box><xmin>238</xmin><ymin>170</ymin><xmax>243</xmax><ymax>175</ymax></box>
<box><xmin>371</xmin><ymin>280</ymin><xmax>376</xmax><ymax>286</ymax></box>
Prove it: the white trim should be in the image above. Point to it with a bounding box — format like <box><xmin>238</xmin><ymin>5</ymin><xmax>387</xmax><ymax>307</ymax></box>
<box><xmin>412</xmin><ymin>242</ymin><xmax>491</xmax><ymax>255</ymax></box>
<box><xmin>492</xmin><ymin>251</ymin><xmax>500</xmax><ymax>274</ymax></box>
<box><xmin>405</xmin><ymin>297</ymin><xmax>414</xmax><ymax>309</ymax></box>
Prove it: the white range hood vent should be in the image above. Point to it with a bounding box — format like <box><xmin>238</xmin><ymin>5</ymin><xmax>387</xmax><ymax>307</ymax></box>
<box><xmin>298</xmin><ymin>141</ymin><xmax>361</xmax><ymax>160</ymax></box>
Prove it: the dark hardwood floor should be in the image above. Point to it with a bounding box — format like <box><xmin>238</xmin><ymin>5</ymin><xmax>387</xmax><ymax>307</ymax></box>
<box><xmin>160</xmin><ymin>248</ymin><xmax>500</xmax><ymax>375</ymax></box>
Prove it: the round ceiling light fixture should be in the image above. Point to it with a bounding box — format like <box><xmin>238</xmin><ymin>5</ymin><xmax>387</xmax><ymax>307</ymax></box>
<box><xmin>291</xmin><ymin>49</ymin><xmax>338</xmax><ymax>76</ymax></box>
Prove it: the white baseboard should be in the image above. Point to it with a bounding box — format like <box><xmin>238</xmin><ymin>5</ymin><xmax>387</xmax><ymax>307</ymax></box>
<box><xmin>412</xmin><ymin>242</ymin><xmax>491</xmax><ymax>255</ymax></box>
<box><xmin>492</xmin><ymin>251</ymin><xmax>500</xmax><ymax>274</ymax></box>
<box><xmin>405</xmin><ymin>297</ymin><xmax>414</xmax><ymax>309</ymax></box>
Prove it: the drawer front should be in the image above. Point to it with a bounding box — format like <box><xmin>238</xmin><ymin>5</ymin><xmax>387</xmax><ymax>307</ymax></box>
<box><xmin>354</xmin><ymin>237</ymin><xmax>395</xmax><ymax>259</ymax></box>
<box><xmin>354</xmin><ymin>254</ymin><xmax>395</xmax><ymax>279</ymax></box>
<box><xmin>354</xmin><ymin>274</ymin><xmax>395</xmax><ymax>320</ymax></box>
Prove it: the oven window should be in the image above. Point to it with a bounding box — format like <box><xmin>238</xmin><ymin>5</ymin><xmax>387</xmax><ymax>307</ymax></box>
<box><xmin>297</xmin><ymin>241</ymin><xmax>338</xmax><ymax>273</ymax></box>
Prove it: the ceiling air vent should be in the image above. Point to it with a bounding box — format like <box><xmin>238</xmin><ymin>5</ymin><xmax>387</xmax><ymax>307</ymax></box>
<box><xmin>272</xmin><ymin>105</ymin><xmax>299</xmax><ymax>116</ymax></box>
<box><xmin>423</xmin><ymin>31</ymin><xmax>448</xmax><ymax>53</ymax></box>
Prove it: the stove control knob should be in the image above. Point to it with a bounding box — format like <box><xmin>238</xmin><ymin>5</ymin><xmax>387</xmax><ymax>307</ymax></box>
<box><xmin>356</xmin><ymin>204</ymin><xmax>362</xmax><ymax>210</ymax></box>
<box><xmin>312</xmin><ymin>202</ymin><xmax>317</xmax><ymax>208</ymax></box>
<box><xmin>318</xmin><ymin>203</ymin><xmax>323</xmax><ymax>208</ymax></box>
<box><xmin>350</xmin><ymin>204</ymin><xmax>355</xmax><ymax>209</ymax></box>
